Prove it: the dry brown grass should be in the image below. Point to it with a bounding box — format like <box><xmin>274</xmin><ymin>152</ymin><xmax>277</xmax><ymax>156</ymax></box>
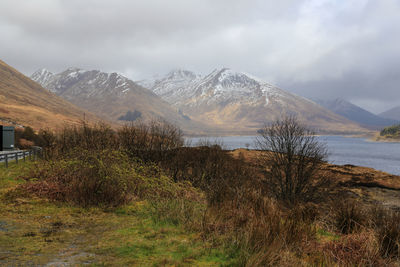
<box><xmin>322</xmin><ymin>231</ymin><xmax>385</xmax><ymax>266</ymax></box>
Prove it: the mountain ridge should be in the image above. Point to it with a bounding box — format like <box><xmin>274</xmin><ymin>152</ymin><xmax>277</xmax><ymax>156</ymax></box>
<box><xmin>142</xmin><ymin>68</ymin><xmax>368</xmax><ymax>134</ymax></box>
<box><xmin>315</xmin><ymin>98</ymin><xmax>399</xmax><ymax>130</ymax></box>
<box><xmin>31</xmin><ymin>67</ymin><xmax>211</xmax><ymax>134</ymax></box>
<box><xmin>379</xmin><ymin>106</ymin><xmax>400</xmax><ymax>121</ymax></box>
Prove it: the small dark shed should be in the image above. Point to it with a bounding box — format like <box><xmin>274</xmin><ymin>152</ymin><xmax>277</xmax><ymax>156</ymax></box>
<box><xmin>0</xmin><ymin>125</ymin><xmax>15</xmax><ymax>151</ymax></box>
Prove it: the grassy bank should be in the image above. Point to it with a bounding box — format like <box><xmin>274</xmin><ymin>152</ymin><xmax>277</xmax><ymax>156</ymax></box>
<box><xmin>0</xmin><ymin>162</ymin><xmax>233</xmax><ymax>266</ymax></box>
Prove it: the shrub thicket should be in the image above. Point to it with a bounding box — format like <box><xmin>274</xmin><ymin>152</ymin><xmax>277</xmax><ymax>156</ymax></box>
<box><xmin>118</xmin><ymin>119</ymin><xmax>184</xmax><ymax>162</ymax></box>
<box><xmin>22</xmin><ymin>149</ymin><xmax>134</xmax><ymax>207</ymax></box>
<box><xmin>161</xmin><ymin>145</ymin><xmax>257</xmax><ymax>205</ymax></box>
<box><xmin>380</xmin><ymin>124</ymin><xmax>400</xmax><ymax>137</ymax></box>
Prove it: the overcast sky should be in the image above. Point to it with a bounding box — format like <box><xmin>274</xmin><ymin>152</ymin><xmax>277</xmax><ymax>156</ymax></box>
<box><xmin>1</xmin><ymin>0</ymin><xmax>399</xmax><ymax>113</ymax></box>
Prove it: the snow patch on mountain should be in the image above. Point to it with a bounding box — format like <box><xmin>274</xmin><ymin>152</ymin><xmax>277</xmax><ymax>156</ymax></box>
<box><xmin>144</xmin><ymin>68</ymin><xmax>292</xmax><ymax>108</ymax></box>
<box><xmin>31</xmin><ymin>68</ymin><xmax>54</xmax><ymax>87</ymax></box>
<box><xmin>31</xmin><ymin>68</ymin><xmax>137</xmax><ymax>97</ymax></box>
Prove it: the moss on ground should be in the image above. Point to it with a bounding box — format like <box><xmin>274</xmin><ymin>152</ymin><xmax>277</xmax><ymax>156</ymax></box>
<box><xmin>0</xmin><ymin>161</ymin><xmax>234</xmax><ymax>266</ymax></box>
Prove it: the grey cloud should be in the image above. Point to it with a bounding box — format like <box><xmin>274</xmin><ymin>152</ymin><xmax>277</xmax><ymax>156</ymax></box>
<box><xmin>0</xmin><ymin>0</ymin><xmax>399</xmax><ymax>113</ymax></box>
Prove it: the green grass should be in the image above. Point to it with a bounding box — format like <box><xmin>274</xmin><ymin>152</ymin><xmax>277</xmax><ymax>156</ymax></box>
<box><xmin>0</xmin><ymin>161</ymin><xmax>235</xmax><ymax>266</ymax></box>
<box><xmin>317</xmin><ymin>228</ymin><xmax>340</xmax><ymax>242</ymax></box>
<box><xmin>0</xmin><ymin>160</ymin><xmax>34</xmax><ymax>190</ymax></box>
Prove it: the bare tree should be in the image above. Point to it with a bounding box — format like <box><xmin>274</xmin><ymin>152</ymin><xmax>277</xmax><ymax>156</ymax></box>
<box><xmin>255</xmin><ymin>116</ymin><xmax>329</xmax><ymax>205</ymax></box>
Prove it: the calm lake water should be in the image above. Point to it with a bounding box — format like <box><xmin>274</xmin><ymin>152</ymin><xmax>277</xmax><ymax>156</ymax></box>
<box><xmin>186</xmin><ymin>136</ymin><xmax>400</xmax><ymax>175</ymax></box>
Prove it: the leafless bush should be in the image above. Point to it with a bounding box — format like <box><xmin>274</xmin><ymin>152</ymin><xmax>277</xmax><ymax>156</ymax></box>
<box><xmin>161</xmin><ymin>144</ymin><xmax>257</xmax><ymax>205</ymax></box>
<box><xmin>256</xmin><ymin>115</ymin><xmax>329</xmax><ymax>205</ymax></box>
<box><xmin>56</xmin><ymin>122</ymin><xmax>117</xmax><ymax>154</ymax></box>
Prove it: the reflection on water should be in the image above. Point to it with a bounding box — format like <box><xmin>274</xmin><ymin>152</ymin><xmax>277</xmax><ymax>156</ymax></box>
<box><xmin>186</xmin><ymin>136</ymin><xmax>400</xmax><ymax>175</ymax></box>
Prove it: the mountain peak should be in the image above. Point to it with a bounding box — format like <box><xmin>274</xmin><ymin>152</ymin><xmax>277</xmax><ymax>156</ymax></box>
<box><xmin>202</xmin><ymin>68</ymin><xmax>262</xmax><ymax>92</ymax></box>
<box><xmin>32</xmin><ymin>68</ymin><xmax>53</xmax><ymax>75</ymax></box>
<box><xmin>31</xmin><ymin>68</ymin><xmax>54</xmax><ymax>86</ymax></box>
<box><xmin>206</xmin><ymin>68</ymin><xmax>262</xmax><ymax>84</ymax></box>
<box><xmin>65</xmin><ymin>67</ymin><xmax>84</xmax><ymax>72</ymax></box>
<box><xmin>63</xmin><ymin>67</ymin><xmax>88</xmax><ymax>76</ymax></box>
<box><xmin>166</xmin><ymin>69</ymin><xmax>197</xmax><ymax>80</ymax></box>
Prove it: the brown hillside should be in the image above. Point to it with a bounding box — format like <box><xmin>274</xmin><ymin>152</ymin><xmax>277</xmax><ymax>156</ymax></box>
<box><xmin>0</xmin><ymin>60</ymin><xmax>101</xmax><ymax>130</ymax></box>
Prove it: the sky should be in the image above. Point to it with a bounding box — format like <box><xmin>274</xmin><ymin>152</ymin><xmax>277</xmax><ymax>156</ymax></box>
<box><xmin>1</xmin><ymin>0</ymin><xmax>399</xmax><ymax>113</ymax></box>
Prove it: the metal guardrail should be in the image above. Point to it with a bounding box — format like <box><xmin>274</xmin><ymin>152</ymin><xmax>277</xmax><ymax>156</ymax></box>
<box><xmin>0</xmin><ymin>147</ymin><xmax>42</xmax><ymax>168</ymax></box>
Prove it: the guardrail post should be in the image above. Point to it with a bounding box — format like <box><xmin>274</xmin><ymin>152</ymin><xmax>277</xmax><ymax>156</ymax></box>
<box><xmin>23</xmin><ymin>151</ymin><xmax>26</xmax><ymax>162</ymax></box>
<box><xmin>15</xmin><ymin>152</ymin><xmax>18</xmax><ymax>164</ymax></box>
<box><xmin>5</xmin><ymin>154</ymin><xmax>8</xmax><ymax>168</ymax></box>
<box><xmin>29</xmin><ymin>150</ymin><xmax>32</xmax><ymax>161</ymax></box>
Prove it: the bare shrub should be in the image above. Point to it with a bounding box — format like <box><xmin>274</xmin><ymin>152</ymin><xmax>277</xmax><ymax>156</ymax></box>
<box><xmin>161</xmin><ymin>145</ymin><xmax>257</xmax><ymax>205</ymax></box>
<box><xmin>34</xmin><ymin>129</ymin><xmax>57</xmax><ymax>159</ymax></box>
<box><xmin>118</xmin><ymin>119</ymin><xmax>184</xmax><ymax>162</ymax></box>
<box><xmin>56</xmin><ymin>122</ymin><xmax>117</xmax><ymax>155</ymax></box>
<box><xmin>256</xmin><ymin>115</ymin><xmax>329</xmax><ymax>205</ymax></box>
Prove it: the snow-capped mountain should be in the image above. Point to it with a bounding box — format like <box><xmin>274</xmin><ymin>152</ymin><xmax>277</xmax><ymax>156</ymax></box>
<box><xmin>143</xmin><ymin>68</ymin><xmax>367</xmax><ymax>134</ymax></box>
<box><xmin>146</xmin><ymin>68</ymin><xmax>314</xmax><ymax>108</ymax></box>
<box><xmin>31</xmin><ymin>68</ymin><xmax>207</xmax><ymax>133</ymax></box>
<box><xmin>32</xmin><ymin>68</ymin><xmax>137</xmax><ymax>98</ymax></box>
<box><xmin>146</xmin><ymin>69</ymin><xmax>201</xmax><ymax>105</ymax></box>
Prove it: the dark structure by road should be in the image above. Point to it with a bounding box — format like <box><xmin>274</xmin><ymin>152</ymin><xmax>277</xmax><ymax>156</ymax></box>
<box><xmin>0</xmin><ymin>125</ymin><xmax>15</xmax><ymax>151</ymax></box>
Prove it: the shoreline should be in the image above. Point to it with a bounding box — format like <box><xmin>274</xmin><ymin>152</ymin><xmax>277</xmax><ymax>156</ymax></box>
<box><xmin>368</xmin><ymin>132</ymin><xmax>400</xmax><ymax>143</ymax></box>
<box><xmin>185</xmin><ymin>131</ymin><xmax>400</xmax><ymax>144</ymax></box>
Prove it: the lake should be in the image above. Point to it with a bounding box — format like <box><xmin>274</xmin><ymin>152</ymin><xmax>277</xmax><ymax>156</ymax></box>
<box><xmin>186</xmin><ymin>135</ymin><xmax>400</xmax><ymax>175</ymax></box>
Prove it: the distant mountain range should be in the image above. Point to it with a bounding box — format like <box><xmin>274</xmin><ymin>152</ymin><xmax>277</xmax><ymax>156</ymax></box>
<box><xmin>0</xmin><ymin>60</ymin><xmax>100</xmax><ymax>130</ymax></box>
<box><xmin>140</xmin><ymin>68</ymin><xmax>367</xmax><ymax>134</ymax></box>
<box><xmin>31</xmin><ymin>68</ymin><xmax>209</xmax><ymax>134</ymax></box>
<box><xmin>379</xmin><ymin>106</ymin><xmax>400</xmax><ymax>121</ymax></box>
<box><xmin>29</xmin><ymin>65</ymin><xmax>382</xmax><ymax>135</ymax></box>
<box><xmin>315</xmin><ymin>98</ymin><xmax>399</xmax><ymax>130</ymax></box>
